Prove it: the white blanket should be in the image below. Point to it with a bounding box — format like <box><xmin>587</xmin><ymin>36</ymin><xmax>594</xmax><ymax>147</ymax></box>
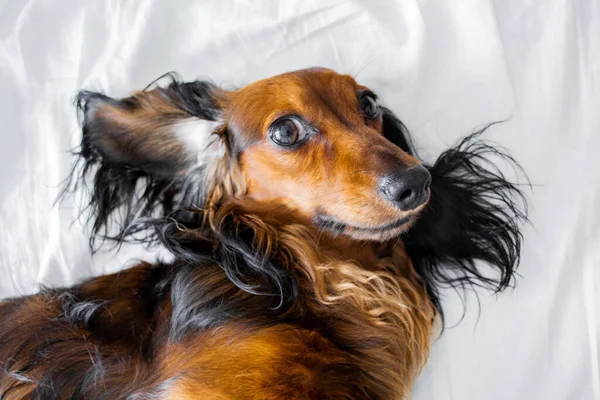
<box><xmin>1</xmin><ymin>1</ymin><xmax>598</xmax><ymax>398</ymax></box>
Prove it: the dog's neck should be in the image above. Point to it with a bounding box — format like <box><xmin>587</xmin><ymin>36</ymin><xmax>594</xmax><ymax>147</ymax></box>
<box><xmin>315</xmin><ymin>233</ymin><xmax>393</xmax><ymax>267</ymax></box>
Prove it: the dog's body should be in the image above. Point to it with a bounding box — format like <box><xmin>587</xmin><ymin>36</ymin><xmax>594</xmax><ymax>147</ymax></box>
<box><xmin>0</xmin><ymin>240</ymin><xmax>430</xmax><ymax>399</ymax></box>
<box><xmin>0</xmin><ymin>68</ymin><xmax>526</xmax><ymax>399</ymax></box>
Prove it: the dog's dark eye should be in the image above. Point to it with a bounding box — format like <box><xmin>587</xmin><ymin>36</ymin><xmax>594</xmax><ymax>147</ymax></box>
<box><xmin>270</xmin><ymin>117</ymin><xmax>305</xmax><ymax>147</ymax></box>
<box><xmin>359</xmin><ymin>94</ymin><xmax>380</xmax><ymax>119</ymax></box>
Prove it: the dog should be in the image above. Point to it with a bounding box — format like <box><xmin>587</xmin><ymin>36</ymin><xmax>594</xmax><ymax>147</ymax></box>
<box><xmin>0</xmin><ymin>68</ymin><xmax>527</xmax><ymax>399</ymax></box>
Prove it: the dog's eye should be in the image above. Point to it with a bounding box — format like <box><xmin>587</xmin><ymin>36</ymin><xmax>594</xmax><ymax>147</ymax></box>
<box><xmin>270</xmin><ymin>117</ymin><xmax>305</xmax><ymax>147</ymax></box>
<box><xmin>359</xmin><ymin>93</ymin><xmax>380</xmax><ymax>119</ymax></box>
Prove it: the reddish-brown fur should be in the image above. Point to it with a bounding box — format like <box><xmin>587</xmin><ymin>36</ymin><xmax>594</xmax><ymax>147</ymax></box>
<box><xmin>0</xmin><ymin>68</ymin><xmax>437</xmax><ymax>399</ymax></box>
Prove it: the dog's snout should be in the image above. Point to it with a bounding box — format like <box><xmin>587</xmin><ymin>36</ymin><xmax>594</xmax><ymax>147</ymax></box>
<box><xmin>378</xmin><ymin>165</ymin><xmax>431</xmax><ymax>211</ymax></box>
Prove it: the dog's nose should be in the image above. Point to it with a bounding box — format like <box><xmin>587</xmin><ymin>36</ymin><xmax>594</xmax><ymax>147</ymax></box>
<box><xmin>378</xmin><ymin>165</ymin><xmax>431</xmax><ymax>211</ymax></box>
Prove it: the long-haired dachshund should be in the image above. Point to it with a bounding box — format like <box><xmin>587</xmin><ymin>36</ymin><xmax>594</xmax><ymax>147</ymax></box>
<box><xmin>0</xmin><ymin>68</ymin><xmax>527</xmax><ymax>399</ymax></box>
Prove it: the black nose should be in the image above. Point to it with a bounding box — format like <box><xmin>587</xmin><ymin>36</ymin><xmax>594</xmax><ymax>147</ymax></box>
<box><xmin>378</xmin><ymin>165</ymin><xmax>432</xmax><ymax>211</ymax></box>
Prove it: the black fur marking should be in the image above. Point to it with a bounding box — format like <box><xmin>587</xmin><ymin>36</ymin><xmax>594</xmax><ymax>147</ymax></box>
<box><xmin>158</xmin><ymin>212</ymin><xmax>300</xmax><ymax>326</ymax></box>
<box><xmin>168</xmin><ymin>263</ymin><xmax>292</xmax><ymax>341</ymax></box>
<box><xmin>143</xmin><ymin>71</ymin><xmax>223</xmax><ymax>121</ymax></box>
<box><xmin>57</xmin><ymin>292</ymin><xmax>108</xmax><ymax>331</ymax></box>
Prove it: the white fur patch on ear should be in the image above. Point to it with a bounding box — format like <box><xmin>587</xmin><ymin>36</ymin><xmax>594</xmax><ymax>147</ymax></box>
<box><xmin>174</xmin><ymin>118</ymin><xmax>225</xmax><ymax>166</ymax></box>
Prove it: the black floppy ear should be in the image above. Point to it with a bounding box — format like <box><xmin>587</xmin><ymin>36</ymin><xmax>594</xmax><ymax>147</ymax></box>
<box><xmin>382</xmin><ymin>108</ymin><xmax>528</xmax><ymax>314</ymax></box>
<box><xmin>77</xmin><ymin>76</ymin><xmax>226</xmax><ymax>178</ymax></box>
<box><xmin>62</xmin><ymin>74</ymin><xmax>229</xmax><ymax>250</ymax></box>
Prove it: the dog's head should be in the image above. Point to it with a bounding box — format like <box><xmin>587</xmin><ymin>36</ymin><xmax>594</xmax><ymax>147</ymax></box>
<box><xmin>75</xmin><ymin>68</ymin><xmax>429</xmax><ymax>242</ymax></box>
<box><xmin>66</xmin><ymin>67</ymin><xmax>527</xmax><ymax>313</ymax></box>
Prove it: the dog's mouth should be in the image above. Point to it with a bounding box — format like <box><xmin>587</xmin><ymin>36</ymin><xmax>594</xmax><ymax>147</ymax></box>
<box><xmin>314</xmin><ymin>213</ymin><xmax>416</xmax><ymax>241</ymax></box>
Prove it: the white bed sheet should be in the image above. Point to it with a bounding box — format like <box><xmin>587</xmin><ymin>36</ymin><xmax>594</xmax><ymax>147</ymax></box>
<box><xmin>0</xmin><ymin>0</ymin><xmax>598</xmax><ymax>398</ymax></box>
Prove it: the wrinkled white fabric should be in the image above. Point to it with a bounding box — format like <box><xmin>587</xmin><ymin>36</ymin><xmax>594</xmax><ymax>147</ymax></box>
<box><xmin>0</xmin><ymin>0</ymin><xmax>598</xmax><ymax>398</ymax></box>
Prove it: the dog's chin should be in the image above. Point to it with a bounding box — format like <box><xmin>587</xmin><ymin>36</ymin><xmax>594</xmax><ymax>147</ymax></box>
<box><xmin>344</xmin><ymin>218</ymin><xmax>417</xmax><ymax>241</ymax></box>
<box><xmin>314</xmin><ymin>213</ymin><xmax>419</xmax><ymax>242</ymax></box>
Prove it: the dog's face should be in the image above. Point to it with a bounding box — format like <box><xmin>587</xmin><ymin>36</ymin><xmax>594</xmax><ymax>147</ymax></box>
<box><xmin>78</xmin><ymin>68</ymin><xmax>430</xmax><ymax>241</ymax></box>
<box><xmin>226</xmin><ymin>68</ymin><xmax>430</xmax><ymax>240</ymax></box>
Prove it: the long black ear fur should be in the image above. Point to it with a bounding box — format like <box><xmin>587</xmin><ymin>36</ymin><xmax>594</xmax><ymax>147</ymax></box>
<box><xmin>382</xmin><ymin>109</ymin><xmax>529</xmax><ymax>314</ymax></box>
<box><xmin>59</xmin><ymin>73</ymin><xmax>223</xmax><ymax>251</ymax></box>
